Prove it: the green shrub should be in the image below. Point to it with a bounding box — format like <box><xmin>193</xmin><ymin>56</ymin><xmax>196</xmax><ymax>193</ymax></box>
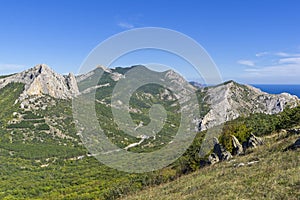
<box><xmin>7</xmin><ymin>121</ymin><xmax>35</xmax><ymax>129</ymax></box>
<box><xmin>23</xmin><ymin>111</ymin><xmax>43</xmax><ymax>119</ymax></box>
<box><xmin>35</xmin><ymin>123</ymin><xmax>50</xmax><ymax>131</ymax></box>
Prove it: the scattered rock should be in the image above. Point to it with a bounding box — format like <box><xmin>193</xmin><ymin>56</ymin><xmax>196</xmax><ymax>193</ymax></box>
<box><xmin>247</xmin><ymin>160</ymin><xmax>259</xmax><ymax>166</ymax></box>
<box><xmin>231</xmin><ymin>135</ymin><xmax>243</xmax><ymax>155</ymax></box>
<box><xmin>40</xmin><ymin>164</ymin><xmax>49</xmax><ymax>168</ymax></box>
<box><xmin>234</xmin><ymin>162</ymin><xmax>245</xmax><ymax>168</ymax></box>
<box><xmin>233</xmin><ymin>160</ymin><xmax>259</xmax><ymax>168</ymax></box>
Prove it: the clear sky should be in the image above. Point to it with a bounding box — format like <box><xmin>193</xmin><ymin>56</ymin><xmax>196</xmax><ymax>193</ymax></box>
<box><xmin>0</xmin><ymin>0</ymin><xmax>300</xmax><ymax>84</ymax></box>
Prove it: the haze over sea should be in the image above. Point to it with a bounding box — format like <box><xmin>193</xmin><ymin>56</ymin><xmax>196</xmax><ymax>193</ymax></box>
<box><xmin>252</xmin><ymin>85</ymin><xmax>300</xmax><ymax>98</ymax></box>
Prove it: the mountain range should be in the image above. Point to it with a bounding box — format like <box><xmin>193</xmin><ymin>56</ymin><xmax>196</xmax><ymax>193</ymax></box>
<box><xmin>1</xmin><ymin>64</ymin><xmax>298</xmax><ymax>134</ymax></box>
<box><xmin>0</xmin><ymin>64</ymin><xmax>299</xmax><ymax>199</ymax></box>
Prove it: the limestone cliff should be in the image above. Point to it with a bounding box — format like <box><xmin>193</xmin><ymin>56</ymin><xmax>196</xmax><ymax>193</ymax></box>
<box><xmin>0</xmin><ymin>64</ymin><xmax>79</xmax><ymax>99</ymax></box>
<box><xmin>200</xmin><ymin>81</ymin><xmax>299</xmax><ymax>130</ymax></box>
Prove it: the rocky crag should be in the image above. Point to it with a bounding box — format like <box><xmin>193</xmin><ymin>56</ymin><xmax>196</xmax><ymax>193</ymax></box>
<box><xmin>0</xmin><ymin>64</ymin><xmax>79</xmax><ymax>100</ymax></box>
<box><xmin>199</xmin><ymin>81</ymin><xmax>299</xmax><ymax>130</ymax></box>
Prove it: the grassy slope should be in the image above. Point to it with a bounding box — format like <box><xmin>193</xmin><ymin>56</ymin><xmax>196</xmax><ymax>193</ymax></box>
<box><xmin>123</xmin><ymin>132</ymin><xmax>300</xmax><ymax>200</ymax></box>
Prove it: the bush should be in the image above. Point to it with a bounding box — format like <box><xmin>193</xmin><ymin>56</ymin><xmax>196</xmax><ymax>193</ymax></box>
<box><xmin>22</xmin><ymin>111</ymin><xmax>43</xmax><ymax>119</ymax></box>
<box><xmin>219</xmin><ymin>122</ymin><xmax>251</xmax><ymax>153</ymax></box>
<box><xmin>35</xmin><ymin>123</ymin><xmax>50</xmax><ymax>131</ymax></box>
<box><xmin>7</xmin><ymin>121</ymin><xmax>35</xmax><ymax>129</ymax></box>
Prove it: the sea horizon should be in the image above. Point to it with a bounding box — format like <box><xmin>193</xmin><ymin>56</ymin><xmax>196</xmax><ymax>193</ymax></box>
<box><xmin>251</xmin><ymin>84</ymin><xmax>300</xmax><ymax>98</ymax></box>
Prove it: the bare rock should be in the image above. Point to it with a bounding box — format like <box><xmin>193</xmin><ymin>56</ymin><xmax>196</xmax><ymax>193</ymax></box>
<box><xmin>231</xmin><ymin>135</ymin><xmax>244</xmax><ymax>155</ymax></box>
<box><xmin>234</xmin><ymin>160</ymin><xmax>259</xmax><ymax>168</ymax></box>
<box><xmin>65</xmin><ymin>73</ymin><xmax>79</xmax><ymax>96</ymax></box>
<box><xmin>284</xmin><ymin>138</ymin><xmax>300</xmax><ymax>151</ymax></box>
<box><xmin>247</xmin><ymin>133</ymin><xmax>264</xmax><ymax>148</ymax></box>
<box><xmin>208</xmin><ymin>153</ymin><xmax>219</xmax><ymax>165</ymax></box>
<box><xmin>234</xmin><ymin>162</ymin><xmax>245</xmax><ymax>168</ymax></box>
<box><xmin>287</xmin><ymin>128</ymin><xmax>300</xmax><ymax>135</ymax></box>
<box><xmin>0</xmin><ymin>64</ymin><xmax>79</xmax><ymax>100</ymax></box>
<box><xmin>212</xmin><ymin>137</ymin><xmax>232</xmax><ymax>161</ymax></box>
<box><xmin>200</xmin><ymin>81</ymin><xmax>299</xmax><ymax>130</ymax></box>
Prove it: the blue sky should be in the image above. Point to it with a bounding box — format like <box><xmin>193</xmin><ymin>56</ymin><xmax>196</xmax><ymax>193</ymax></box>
<box><xmin>0</xmin><ymin>0</ymin><xmax>300</xmax><ymax>84</ymax></box>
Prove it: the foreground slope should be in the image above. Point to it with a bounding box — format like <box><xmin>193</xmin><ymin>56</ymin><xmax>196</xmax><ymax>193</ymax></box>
<box><xmin>123</xmin><ymin>131</ymin><xmax>300</xmax><ymax>200</ymax></box>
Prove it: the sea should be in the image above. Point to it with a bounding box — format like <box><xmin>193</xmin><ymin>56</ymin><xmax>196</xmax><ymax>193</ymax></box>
<box><xmin>251</xmin><ymin>85</ymin><xmax>300</xmax><ymax>98</ymax></box>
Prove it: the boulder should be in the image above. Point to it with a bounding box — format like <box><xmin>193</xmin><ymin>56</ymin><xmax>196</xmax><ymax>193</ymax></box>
<box><xmin>287</xmin><ymin>128</ymin><xmax>300</xmax><ymax>135</ymax></box>
<box><xmin>208</xmin><ymin>153</ymin><xmax>219</xmax><ymax>165</ymax></box>
<box><xmin>221</xmin><ymin>150</ymin><xmax>233</xmax><ymax>161</ymax></box>
<box><xmin>212</xmin><ymin>137</ymin><xmax>232</xmax><ymax>161</ymax></box>
<box><xmin>247</xmin><ymin>133</ymin><xmax>264</xmax><ymax>148</ymax></box>
<box><xmin>284</xmin><ymin>138</ymin><xmax>300</xmax><ymax>151</ymax></box>
<box><xmin>231</xmin><ymin>135</ymin><xmax>243</xmax><ymax>155</ymax></box>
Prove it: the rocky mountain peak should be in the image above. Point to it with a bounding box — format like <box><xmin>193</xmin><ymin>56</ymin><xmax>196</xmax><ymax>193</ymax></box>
<box><xmin>200</xmin><ymin>81</ymin><xmax>299</xmax><ymax>130</ymax></box>
<box><xmin>32</xmin><ymin>64</ymin><xmax>52</xmax><ymax>74</ymax></box>
<box><xmin>0</xmin><ymin>64</ymin><xmax>79</xmax><ymax>100</ymax></box>
<box><xmin>96</xmin><ymin>65</ymin><xmax>112</xmax><ymax>73</ymax></box>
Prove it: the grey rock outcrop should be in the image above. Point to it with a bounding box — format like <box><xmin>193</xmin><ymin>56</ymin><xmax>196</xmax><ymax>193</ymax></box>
<box><xmin>208</xmin><ymin>153</ymin><xmax>219</xmax><ymax>165</ymax></box>
<box><xmin>247</xmin><ymin>133</ymin><xmax>264</xmax><ymax>148</ymax></box>
<box><xmin>231</xmin><ymin>135</ymin><xmax>243</xmax><ymax>155</ymax></box>
<box><xmin>213</xmin><ymin>137</ymin><xmax>232</xmax><ymax>161</ymax></box>
<box><xmin>200</xmin><ymin>81</ymin><xmax>299</xmax><ymax>130</ymax></box>
<box><xmin>284</xmin><ymin>138</ymin><xmax>300</xmax><ymax>151</ymax></box>
<box><xmin>208</xmin><ymin>137</ymin><xmax>232</xmax><ymax>165</ymax></box>
<box><xmin>287</xmin><ymin>128</ymin><xmax>300</xmax><ymax>135</ymax></box>
<box><xmin>65</xmin><ymin>73</ymin><xmax>79</xmax><ymax>96</ymax></box>
<box><xmin>0</xmin><ymin>64</ymin><xmax>79</xmax><ymax>99</ymax></box>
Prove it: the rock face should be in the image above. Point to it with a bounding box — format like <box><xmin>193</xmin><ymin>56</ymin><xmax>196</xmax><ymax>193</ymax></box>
<box><xmin>200</xmin><ymin>81</ymin><xmax>299</xmax><ymax>130</ymax></box>
<box><xmin>208</xmin><ymin>137</ymin><xmax>232</xmax><ymax>164</ymax></box>
<box><xmin>0</xmin><ymin>64</ymin><xmax>79</xmax><ymax>99</ymax></box>
<box><xmin>231</xmin><ymin>135</ymin><xmax>243</xmax><ymax>155</ymax></box>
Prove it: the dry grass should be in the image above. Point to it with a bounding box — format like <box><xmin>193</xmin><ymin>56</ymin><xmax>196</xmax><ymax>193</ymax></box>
<box><xmin>123</xmin><ymin>132</ymin><xmax>300</xmax><ymax>200</ymax></box>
